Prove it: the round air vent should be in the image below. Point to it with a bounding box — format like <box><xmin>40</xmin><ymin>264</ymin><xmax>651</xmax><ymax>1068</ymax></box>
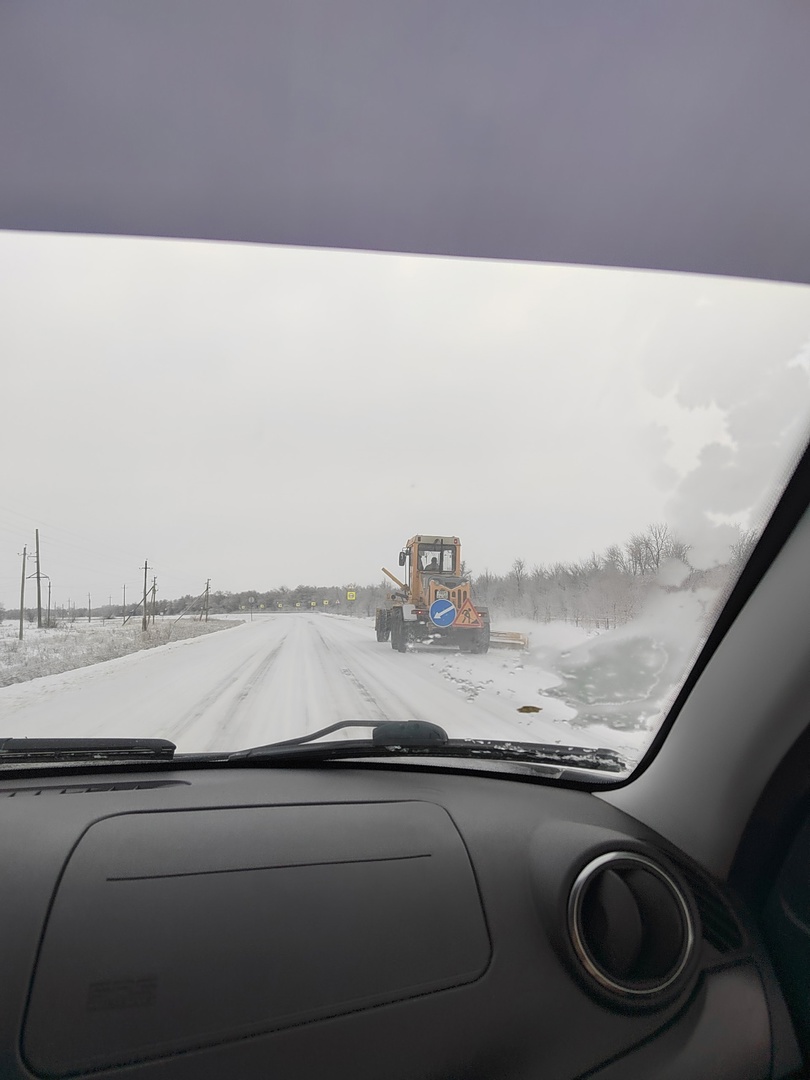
<box><xmin>568</xmin><ymin>851</ymin><xmax>696</xmax><ymax>1003</ymax></box>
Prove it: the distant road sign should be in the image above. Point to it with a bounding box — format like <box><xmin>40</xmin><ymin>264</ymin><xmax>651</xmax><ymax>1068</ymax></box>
<box><xmin>310</xmin><ymin>600</ymin><xmax>316</xmax><ymax>607</ymax></box>
<box><xmin>347</xmin><ymin>590</ymin><xmax>356</xmax><ymax>601</ymax></box>
<box><xmin>429</xmin><ymin>599</ymin><xmax>456</xmax><ymax>627</ymax></box>
<box><xmin>323</xmin><ymin>599</ymin><xmax>329</xmax><ymax>605</ymax></box>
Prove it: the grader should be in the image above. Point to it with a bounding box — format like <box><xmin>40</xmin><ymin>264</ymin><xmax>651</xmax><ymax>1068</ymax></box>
<box><xmin>375</xmin><ymin>535</ymin><xmax>491</xmax><ymax>653</ymax></box>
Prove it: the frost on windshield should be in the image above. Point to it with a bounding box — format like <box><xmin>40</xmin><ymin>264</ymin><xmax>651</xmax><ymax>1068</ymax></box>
<box><xmin>468</xmin><ymin>525</ymin><xmax>753</xmax><ymax>737</ymax></box>
<box><xmin>469</xmin><ymin>283</ymin><xmax>810</xmax><ymax>742</ymax></box>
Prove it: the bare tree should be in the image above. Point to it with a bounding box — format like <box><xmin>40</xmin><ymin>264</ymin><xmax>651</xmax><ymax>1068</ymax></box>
<box><xmin>643</xmin><ymin>522</ymin><xmax>672</xmax><ymax>570</ymax></box>
<box><xmin>604</xmin><ymin>543</ymin><xmax>630</xmax><ymax>574</ymax></box>
<box><xmin>621</xmin><ymin>523</ymin><xmax>689</xmax><ymax>576</ymax></box>
<box><xmin>625</xmin><ymin>533</ymin><xmax>649</xmax><ymax>575</ymax></box>
<box><xmin>510</xmin><ymin>557</ymin><xmax>527</xmax><ymax>594</ymax></box>
<box><xmin>668</xmin><ymin>535</ymin><xmax>692</xmax><ymax>563</ymax></box>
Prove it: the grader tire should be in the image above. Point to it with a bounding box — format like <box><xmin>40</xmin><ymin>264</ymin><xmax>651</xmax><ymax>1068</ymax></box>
<box><xmin>375</xmin><ymin>608</ymin><xmax>391</xmax><ymax>642</ymax></box>
<box><xmin>390</xmin><ymin>608</ymin><xmax>408</xmax><ymax>653</ymax></box>
<box><xmin>470</xmin><ymin>612</ymin><xmax>491</xmax><ymax>654</ymax></box>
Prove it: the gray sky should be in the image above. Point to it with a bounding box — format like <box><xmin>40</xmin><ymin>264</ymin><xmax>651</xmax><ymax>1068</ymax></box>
<box><xmin>1</xmin><ymin>230</ymin><xmax>809</xmax><ymax>609</ymax></box>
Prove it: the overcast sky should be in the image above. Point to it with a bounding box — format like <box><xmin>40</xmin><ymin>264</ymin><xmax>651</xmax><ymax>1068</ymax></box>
<box><xmin>1</xmin><ymin>230</ymin><xmax>809</xmax><ymax>610</ymax></box>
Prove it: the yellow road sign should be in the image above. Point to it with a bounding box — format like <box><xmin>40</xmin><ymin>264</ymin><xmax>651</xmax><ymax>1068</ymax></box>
<box><xmin>347</xmin><ymin>590</ymin><xmax>356</xmax><ymax>601</ymax></box>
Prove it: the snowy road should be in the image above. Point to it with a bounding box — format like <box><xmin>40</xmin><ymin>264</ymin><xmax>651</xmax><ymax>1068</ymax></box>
<box><xmin>0</xmin><ymin>614</ymin><xmax>641</xmax><ymax>757</ymax></box>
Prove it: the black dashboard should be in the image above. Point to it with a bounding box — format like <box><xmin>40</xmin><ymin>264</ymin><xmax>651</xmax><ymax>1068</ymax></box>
<box><xmin>0</xmin><ymin>762</ymin><xmax>797</xmax><ymax>1079</ymax></box>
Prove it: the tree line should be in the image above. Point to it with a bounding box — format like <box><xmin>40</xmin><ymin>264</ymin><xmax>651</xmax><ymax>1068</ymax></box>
<box><xmin>469</xmin><ymin>523</ymin><xmax>757</xmax><ymax>629</ymax></box>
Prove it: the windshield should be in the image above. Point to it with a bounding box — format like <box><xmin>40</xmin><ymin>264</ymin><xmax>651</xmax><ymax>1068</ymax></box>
<box><xmin>419</xmin><ymin>546</ymin><xmax>455</xmax><ymax>574</ymax></box>
<box><xmin>1</xmin><ymin>231</ymin><xmax>809</xmax><ymax>774</ymax></box>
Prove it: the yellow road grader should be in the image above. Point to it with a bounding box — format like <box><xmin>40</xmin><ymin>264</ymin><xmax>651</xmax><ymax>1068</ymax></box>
<box><xmin>375</xmin><ymin>535</ymin><xmax>491</xmax><ymax>653</ymax></box>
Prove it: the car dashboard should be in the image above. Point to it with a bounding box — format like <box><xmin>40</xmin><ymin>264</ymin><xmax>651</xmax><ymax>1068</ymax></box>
<box><xmin>0</xmin><ymin>761</ymin><xmax>797</xmax><ymax>1080</ymax></box>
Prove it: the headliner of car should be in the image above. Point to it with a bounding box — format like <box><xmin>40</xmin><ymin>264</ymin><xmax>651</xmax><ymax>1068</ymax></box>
<box><xmin>2</xmin><ymin>1</ymin><xmax>809</xmax><ymax>284</ymax></box>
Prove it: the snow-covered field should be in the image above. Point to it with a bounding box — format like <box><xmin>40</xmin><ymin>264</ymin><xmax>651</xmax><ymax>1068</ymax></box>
<box><xmin>0</xmin><ymin>613</ymin><xmax>657</xmax><ymax>764</ymax></box>
<box><xmin>0</xmin><ymin>617</ymin><xmax>239</xmax><ymax>688</ymax></box>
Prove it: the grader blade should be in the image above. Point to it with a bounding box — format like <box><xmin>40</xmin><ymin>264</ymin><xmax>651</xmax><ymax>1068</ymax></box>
<box><xmin>489</xmin><ymin>631</ymin><xmax>529</xmax><ymax>650</ymax></box>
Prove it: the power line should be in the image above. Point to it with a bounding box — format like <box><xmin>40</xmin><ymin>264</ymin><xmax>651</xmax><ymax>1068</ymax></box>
<box><xmin>0</xmin><ymin>503</ymin><xmax>146</xmax><ymax>568</ymax></box>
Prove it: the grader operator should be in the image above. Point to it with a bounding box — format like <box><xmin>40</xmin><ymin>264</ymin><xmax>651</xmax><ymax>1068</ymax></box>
<box><xmin>375</xmin><ymin>535</ymin><xmax>490</xmax><ymax>653</ymax></box>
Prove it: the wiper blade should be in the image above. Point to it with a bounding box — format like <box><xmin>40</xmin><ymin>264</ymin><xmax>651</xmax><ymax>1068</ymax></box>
<box><xmin>235</xmin><ymin>719</ymin><xmax>450</xmax><ymax>753</ymax></box>
<box><xmin>0</xmin><ymin>738</ymin><xmax>176</xmax><ymax>762</ymax></box>
<box><xmin>228</xmin><ymin>721</ymin><xmax>626</xmax><ymax>773</ymax></box>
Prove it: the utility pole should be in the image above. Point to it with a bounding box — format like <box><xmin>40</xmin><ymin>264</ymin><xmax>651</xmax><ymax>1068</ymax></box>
<box><xmin>35</xmin><ymin>529</ymin><xmax>42</xmax><ymax>628</ymax></box>
<box><xmin>47</xmin><ymin>581</ymin><xmax>51</xmax><ymax>628</ymax></box>
<box><xmin>88</xmin><ymin>592</ymin><xmax>92</xmax><ymax>623</ymax></box>
<box><xmin>19</xmin><ymin>546</ymin><xmax>26</xmax><ymax>641</ymax></box>
<box><xmin>205</xmin><ymin>579</ymin><xmax>210</xmax><ymax>622</ymax></box>
<box><xmin>122</xmin><ymin>583</ymin><xmax>127</xmax><ymax>623</ymax></box>
<box><xmin>141</xmin><ymin>561</ymin><xmax>149</xmax><ymax>632</ymax></box>
<box><xmin>151</xmin><ymin>576</ymin><xmax>157</xmax><ymax>625</ymax></box>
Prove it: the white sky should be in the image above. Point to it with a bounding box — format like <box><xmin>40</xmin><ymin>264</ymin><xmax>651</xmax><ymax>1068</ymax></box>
<box><xmin>1</xmin><ymin>230</ymin><xmax>809</xmax><ymax>610</ymax></box>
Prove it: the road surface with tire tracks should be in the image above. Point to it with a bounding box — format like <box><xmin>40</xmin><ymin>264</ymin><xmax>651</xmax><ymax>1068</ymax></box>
<box><xmin>0</xmin><ymin>614</ymin><xmax>640</xmax><ymax>758</ymax></box>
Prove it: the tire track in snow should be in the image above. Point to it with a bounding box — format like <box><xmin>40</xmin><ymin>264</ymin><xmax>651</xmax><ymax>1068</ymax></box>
<box><xmin>208</xmin><ymin>617</ymin><xmax>373</xmax><ymax>746</ymax></box>
<box><xmin>205</xmin><ymin>636</ymin><xmax>289</xmax><ymax>748</ymax></box>
<box><xmin>310</xmin><ymin>621</ymin><xmax>438</xmax><ymax>723</ymax></box>
<box><xmin>167</xmin><ymin>635</ymin><xmax>287</xmax><ymax>745</ymax></box>
<box><xmin>339</xmin><ymin>667</ymin><xmax>390</xmax><ymax>717</ymax></box>
<box><xmin>308</xmin><ymin>623</ymin><xmax>392</xmax><ymax>722</ymax></box>
<box><xmin>312</xmin><ymin>615</ymin><xmax>564</xmax><ymax>743</ymax></box>
<box><xmin>309</xmin><ymin>623</ymin><xmax>392</xmax><ymax>719</ymax></box>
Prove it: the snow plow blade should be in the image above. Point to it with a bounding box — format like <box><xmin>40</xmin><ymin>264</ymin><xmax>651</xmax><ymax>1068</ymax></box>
<box><xmin>489</xmin><ymin>631</ymin><xmax>529</xmax><ymax>650</ymax></box>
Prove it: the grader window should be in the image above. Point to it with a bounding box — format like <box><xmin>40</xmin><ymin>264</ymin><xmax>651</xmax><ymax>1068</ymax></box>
<box><xmin>418</xmin><ymin>546</ymin><xmax>455</xmax><ymax>574</ymax></box>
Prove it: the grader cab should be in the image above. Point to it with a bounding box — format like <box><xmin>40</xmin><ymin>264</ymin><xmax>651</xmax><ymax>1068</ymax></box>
<box><xmin>375</xmin><ymin>535</ymin><xmax>491</xmax><ymax>653</ymax></box>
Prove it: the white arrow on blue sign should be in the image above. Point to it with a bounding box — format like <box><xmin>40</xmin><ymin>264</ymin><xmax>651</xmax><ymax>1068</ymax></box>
<box><xmin>429</xmin><ymin>599</ymin><xmax>457</xmax><ymax>627</ymax></box>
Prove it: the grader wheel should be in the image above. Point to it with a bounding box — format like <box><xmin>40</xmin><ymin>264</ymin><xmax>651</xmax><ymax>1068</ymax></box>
<box><xmin>390</xmin><ymin>608</ymin><xmax>408</xmax><ymax>652</ymax></box>
<box><xmin>375</xmin><ymin>608</ymin><xmax>391</xmax><ymax>642</ymax></box>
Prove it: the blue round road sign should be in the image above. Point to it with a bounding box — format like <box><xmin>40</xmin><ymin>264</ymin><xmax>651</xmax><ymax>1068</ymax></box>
<box><xmin>429</xmin><ymin>599</ymin><xmax>457</xmax><ymax>627</ymax></box>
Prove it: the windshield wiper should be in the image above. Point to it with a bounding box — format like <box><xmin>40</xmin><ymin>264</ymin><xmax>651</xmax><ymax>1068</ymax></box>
<box><xmin>242</xmin><ymin>719</ymin><xmax>450</xmax><ymax>750</ymax></box>
<box><xmin>0</xmin><ymin>738</ymin><xmax>176</xmax><ymax>763</ymax></box>
<box><xmin>228</xmin><ymin>721</ymin><xmax>626</xmax><ymax>773</ymax></box>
